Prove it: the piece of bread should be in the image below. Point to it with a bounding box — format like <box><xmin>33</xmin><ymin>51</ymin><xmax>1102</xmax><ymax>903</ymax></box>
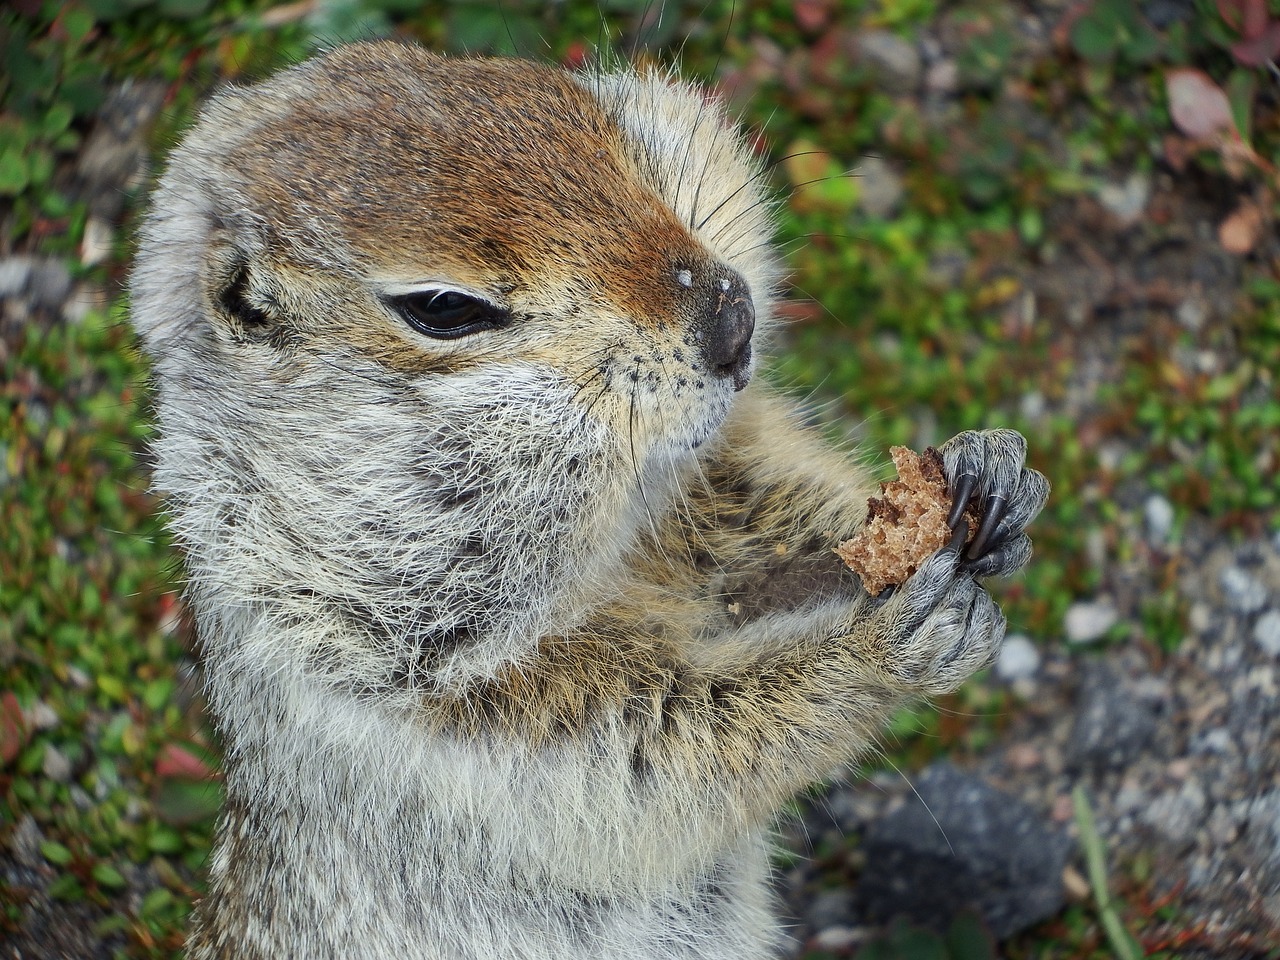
<box><xmin>836</xmin><ymin>446</ymin><xmax>978</xmax><ymax>596</ymax></box>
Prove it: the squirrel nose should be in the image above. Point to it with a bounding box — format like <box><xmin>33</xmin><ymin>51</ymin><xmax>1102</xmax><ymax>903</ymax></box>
<box><xmin>701</xmin><ymin>271</ymin><xmax>755</xmax><ymax>392</ymax></box>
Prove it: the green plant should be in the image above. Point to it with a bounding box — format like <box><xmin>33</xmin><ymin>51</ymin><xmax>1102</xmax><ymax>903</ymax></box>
<box><xmin>1069</xmin><ymin>0</ymin><xmax>1163</xmax><ymax>65</ymax></box>
<box><xmin>1073</xmin><ymin>786</ymin><xmax>1144</xmax><ymax>960</ymax></box>
<box><xmin>855</xmin><ymin>913</ymin><xmax>998</xmax><ymax>960</ymax></box>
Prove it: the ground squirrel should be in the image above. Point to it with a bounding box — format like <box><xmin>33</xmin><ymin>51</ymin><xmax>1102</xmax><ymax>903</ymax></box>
<box><xmin>130</xmin><ymin>41</ymin><xmax>1049</xmax><ymax>959</ymax></box>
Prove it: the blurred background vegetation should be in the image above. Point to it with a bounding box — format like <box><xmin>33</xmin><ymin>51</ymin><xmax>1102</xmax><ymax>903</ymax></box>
<box><xmin>1</xmin><ymin>0</ymin><xmax>1278</xmax><ymax>956</ymax></box>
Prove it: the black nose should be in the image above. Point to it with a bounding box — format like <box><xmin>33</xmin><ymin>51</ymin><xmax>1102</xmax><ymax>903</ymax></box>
<box><xmin>701</xmin><ymin>272</ymin><xmax>755</xmax><ymax>391</ymax></box>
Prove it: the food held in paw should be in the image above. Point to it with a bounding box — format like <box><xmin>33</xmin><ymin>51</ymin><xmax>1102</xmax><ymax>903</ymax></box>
<box><xmin>835</xmin><ymin>446</ymin><xmax>979</xmax><ymax>596</ymax></box>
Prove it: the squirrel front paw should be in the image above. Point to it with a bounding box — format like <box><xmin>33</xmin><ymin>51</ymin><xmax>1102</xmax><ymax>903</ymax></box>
<box><xmin>939</xmin><ymin>428</ymin><xmax>1049</xmax><ymax>579</ymax></box>
<box><xmin>870</xmin><ymin>429</ymin><xmax>1047</xmax><ymax>694</ymax></box>
<box><xmin>870</xmin><ymin>549</ymin><xmax>1005</xmax><ymax>694</ymax></box>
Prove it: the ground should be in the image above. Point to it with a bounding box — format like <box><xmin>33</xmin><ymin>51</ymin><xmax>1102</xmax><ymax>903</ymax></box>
<box><xmin>1</xmin><ymin>1</ymin><xmax>1278</xmax><ymax>958</ymax></box>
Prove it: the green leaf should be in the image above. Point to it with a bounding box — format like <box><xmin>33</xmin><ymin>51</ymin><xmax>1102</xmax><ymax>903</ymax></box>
<box><xmin>82</xmin><ymin>0</ymin><xmax>153</xmax><ymax>21</ymax></box>
<box><xmin>146</xmin><ymin>823</ymin><xmax>184</xmax><ymax>854</ymax></box>
<box><xmin>47</xmin><ymin>874</ymin><xmax>85</xmax><ymax>900</ymax></box>
<box><xmin>1226</xmin><ymin>68</ymin><xmax>1257</xmax><ymax>143</ymax></box>
<box><xmin>60</xmin><ymin>5</ymin><xmax>98</xmax><ymax>45</ymax></box>
<box><xmin>0</xmin><ymin>148</ymin><xmax>30</xmax><ymax>197</ymax></box>
<box><xmin>154</xmin><ymin>777</ymin><xmax>223</xmax><ymax>826</ymax></box>
<box><xmin>97</xmin><ymin>674</ymin><xmax>126</xmax><ymax>703</ymax></box>
<box><xmin>139</xmin><ymin>886</ymin><xmax>175</xmax><ymax>917</ymax></box>
<box><xmin>41</xmin><ymin>103</ymin><xmax>75</xmax><ymax>139</ymax></box>
<box><xmin>91</xmin><ymin>861</ymin><xmax>126</xmax><ymax>889</ymax></box>
<box><xmin>887</xmin><ymin>919</ymin><xmax>949</xmax><ymax>960</ymax></box>
<box><xmin>40</xmin><ymin>840</ymin><xmax>74</xmax><ymax>865</ymax></box>
<box><xmin>142</xmin><ymin>677</ymin><xmax>174</xmax><ymax>712</ymax></box>
<box><xmin>156</xmin><ymin>0</ymin><xmax>212</xmax><ymax>19</ymax></box>
<box><xmin>1071</xmin><ymin>14</ymin><xmax>1121</xmax><ymax>61</ymax></box>
<box><xmin>946</xmin><ymin>912</ymin><xmax>997</xmax><ymax>960</ymax></box>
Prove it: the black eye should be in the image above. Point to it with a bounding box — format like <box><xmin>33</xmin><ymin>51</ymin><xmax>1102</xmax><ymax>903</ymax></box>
<box><xmin>391</xmin><ymin>290</ymin><xmax>509</xmax><ymax>340</ymax></box>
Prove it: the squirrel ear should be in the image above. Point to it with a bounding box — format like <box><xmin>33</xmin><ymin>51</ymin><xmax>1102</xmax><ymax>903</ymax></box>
<box><xmin>205</xmin><ymin>233</ymin><xmax>280</xmax><ymax>338</ymax></box>
<box><xmin>217</xmin><ymin>259</ymin><xmax>275</xmax><ymax>333</ymax></box>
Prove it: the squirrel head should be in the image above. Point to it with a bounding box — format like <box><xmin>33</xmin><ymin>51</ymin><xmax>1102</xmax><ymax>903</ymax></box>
<box><xmin>131</xmin><ymin>42</ymin><xmax>779</xmax><ymax>679</ymax></box>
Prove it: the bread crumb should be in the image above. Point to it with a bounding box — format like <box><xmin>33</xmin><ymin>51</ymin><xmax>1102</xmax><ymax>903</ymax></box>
<box><xmin>835</xmin><ymin>446</ymin><xmax>978</xmax><ymax>596</ymax></box>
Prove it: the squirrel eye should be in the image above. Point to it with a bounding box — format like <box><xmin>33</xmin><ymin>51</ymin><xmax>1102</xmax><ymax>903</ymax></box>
<box><xmin>392</xmin><ymin>290</ymin><xmax>508</xmax><ymax>340</ymax></box>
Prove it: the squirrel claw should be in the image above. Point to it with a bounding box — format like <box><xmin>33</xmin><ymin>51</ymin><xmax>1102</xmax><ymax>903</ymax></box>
<box><xmin>968</xmin><ymin>494</ymin><xmax>1008</xmax><ymax>558</ymax></box>
<box><xmin>947</xmin><ymin>473</ymin><xmax>978</xmax><ymax>528</ymax></box>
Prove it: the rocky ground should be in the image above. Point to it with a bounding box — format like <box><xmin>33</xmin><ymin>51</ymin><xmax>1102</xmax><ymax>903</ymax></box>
<box><xmin>779</xmin><ymin>523</ymin><xmax>1280</xmax><ymax>957</ymax></box>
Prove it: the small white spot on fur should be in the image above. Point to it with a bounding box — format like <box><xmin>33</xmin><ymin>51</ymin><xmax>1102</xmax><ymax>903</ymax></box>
<box><xmin>676</xmin><ymin>269</ymin><xmax>693</xmax><ymax>288</ymax></box>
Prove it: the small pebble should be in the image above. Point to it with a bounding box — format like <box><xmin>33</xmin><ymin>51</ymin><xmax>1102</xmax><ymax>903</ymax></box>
<box><xmin>1143</xmin><ymin>494</ymin><xmax>1175</xmax><ymax>545</ymax></box>
<box><xmin>1176</xmin><ymin>295</ymin><xmax>1209</xmax><ymax>331</ymax></box>
<box><xmin>80</xmin><ymin>216</ymin><xmax>114</xmax><ymax>268</ymax></box>
<box><xmin>1253</xmin><ymin>610</ymin><xmax>1280</xmax><ymax>657</ymax></box>
<box><xmin>1064</xmin><ymin>600</ymin><xmax>1118</xmax><ymax>644</ymax></box>
<box><xmin>1188</xmin><ymin>601</ymin><xmax>1212</xmax><ymax>634</ymax></box>
<box><xmin>852</xmin><ymin>156</ymin><xmax>904</xmax><ymax>219</ymax></box>
<box><xmin>29</xmin><ymin>258</ymin><xmax>72</xmax><ymax>308</ymax></box>
<box><xmin>1219</xmin><ymin>565</ymin><xmax>1268</xmax><ymax>614</ymax></box>
<box><xmin>1142</xmin><ymin>781</ymin><xmax>1207</xmax><ymax>846</ymax></box>
<box><xmin>1192</xmin><ymin>728</ymin><xmax>1233</xmax><ymax>755</ymax></box>
<box><xmin>810</xmin><ymin>926</ymin><xmax>860</xmax><ymax>951</ymax></box>
<box><xmin>42</xmin><ymin>744</ymin><xmax>72</xmax><ymax>783</ymax></box>
<box><xmin>855</xmin><ymin>30</ymin><xmax>923</xmax><ymax>94</ymax></box>
<box><xmin>1005</xmin><ymin>743</ymin><xmax>1041</xmax><ymax>770</ymax></box>
<box><xmin>0</xmin><ymin>256</ymin><xmax>33</xmax><ymax>298</ymax></box>
<box><xmin>996</xmin><ymin>634</ymin><xmax>1040</xmax><ymax>681</ymax></box>
<box><xmin>26</xmin><ymin>700</ymin><xmax>59</xmax><ymax>731</ymax></box>
<box><xmin>1095</xmin><ymin>171</ymin><xmax>1150</xmax><ymax>228</ymax></box>
<box><xmin>924</xmin><ymin>58</ymin><xmax>958</xmax><ymax>95</ymax></box>
<box><xmin>1167</xmin><ymin>758</ymin><xmax>1193</xmax><ymax>780</ymax></box>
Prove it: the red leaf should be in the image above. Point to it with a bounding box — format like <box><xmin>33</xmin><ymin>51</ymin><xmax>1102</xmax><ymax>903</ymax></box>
<box><xmin>1165</xmin><ymin>68</ymin><xmax>1237</xmax><ymax>141</ymax></box>
<box><xmin>793</xmin><ymin>0</ymin><xmax>833</xmax><ymax>34</ymax></box>
<box><xmin>155</xmin><ymin>742</ymin><xmax>218</xmax><ymax>780</ymax></box>
<box><xmin>1230</xmin><ymin>21</ymin><xmax>1280</xmax><ymax>66</ymax></box>
<box><xmin>1217</xmin><ymin>0</ymin><xmax>1271</xmax><ymax>35</ymax></box>
<box><xmin>0</xmin><ymin>693</ymin><xmax>30</xmax><ymax>767</ymax></box>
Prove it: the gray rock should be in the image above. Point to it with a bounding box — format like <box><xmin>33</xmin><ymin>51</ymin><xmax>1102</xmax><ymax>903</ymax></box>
<box><xmin>858</xmin><ymin>763</ymin><xmax>1070</xmax><ymax>938</ymax></box>
<box><xmin>28</xmin><ymin>259</ymin><xmax>72</xmax><ymax>309</ymax></box>
<box><xmin>1095</xmin><ymin>172</ymin><xmax>1151</xmax><ymax>228</ymax></box>
<box><xmin>1219</xmin><ymin>565</ymin><xmax>1268</xmax><ymax>614</ymax></box>
<box><xmin>853</xmin><ymin>156</ymin><xmax>904</xmax><ymax>218</ymax></box>
<box><xmin>25</xmin><ymin>700</ymin><xmax>59</xmax><ymax>731</ymax></box>
<box><xmin>995</xmin><ymin>634</ymin><xmax>1040</xmax><ymax>682</ymax></box>
<box><xmin>41</xmin><ymin>744</ymin><xmax>71</xmax><ymax>783</ymax></box>
<box><xmin>1064</xmin><ymin>600</ymin><xmax>1118</xmax><ymax>644</ymax></box>
<box><xmin>1143</xmin><ymin>781</ymin><xmax>1207</xmax><ymax>847</ymax></box>
<box><xmin>1143</xmin><ymin>494</ymin><xmax>1175</xmax><ymax>545</ymax></box>
<box><xmin>1176</xmin><ymin>295</ymin><xmax>1209</xmax><ymax>331</ymax></box>
<box><xmin>1245</xmin><ymin>792</ymin><xmax>1280</xmax><ymax>882</ymax></box>
<box><xmin>0</xmin><ymin>256</ymin><xmax>33</xmax><ymax>299</ymax></box>
<box><xmin>806</xmin><ymin>888</ymin><xmax>855</xmax><ymax>931</ymax></box>
<box><xmin>924</xmin><ymin>58</ymin><xmax>958</xmax><ymax>95</ymax></box>
<box><xmin>1253</xmin><ymin>610</ymin><xmax>1280</xmax><ymax>657</ymax></box>
<box><xmin>1066</xmin><ymin>663</ymin><xmax>1157</xmax><ymax>770</ymax></box>
<box><xmin>855</xmin><ymin>30</ymin><xmax>922</xmax><ymax>94</ymax></box>
<box><xmin>76</xmin><ymin>79</ymin><xmax>167</xmax><ymax>219</ymax></box>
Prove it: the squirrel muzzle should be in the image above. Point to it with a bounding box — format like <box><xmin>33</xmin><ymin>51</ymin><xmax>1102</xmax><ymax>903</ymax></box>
<box><xmin>698</xmin><ymin>269</ymin><xmax>755</xmax><ymax>392</ymax></box>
